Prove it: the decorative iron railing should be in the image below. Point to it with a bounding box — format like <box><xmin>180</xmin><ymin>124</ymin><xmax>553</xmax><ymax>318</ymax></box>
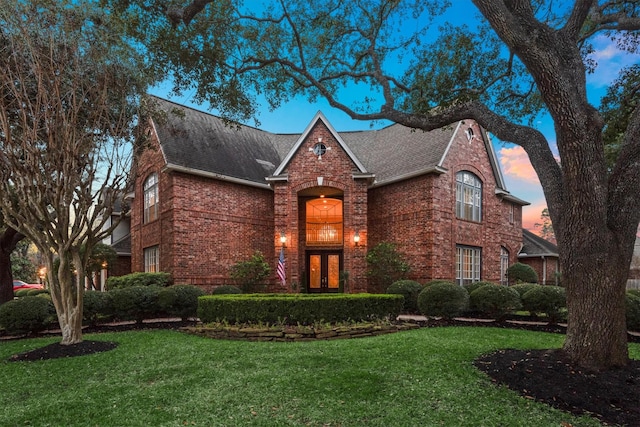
<box><xmin>306</xmin><ymin>222</ymin><xmax>343</xmax><ymax>245</ymax></box>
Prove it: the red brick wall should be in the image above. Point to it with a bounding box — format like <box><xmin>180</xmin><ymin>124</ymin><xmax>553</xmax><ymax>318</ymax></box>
<box><xmin>369</xmin><ymin>121</ymin><xmax>523</xmax><ymax>285</ymax></box>
<box><xmin>520</xmin><ymin>257</ymin><xmax>561</xmax><ymax>285</ymax></box>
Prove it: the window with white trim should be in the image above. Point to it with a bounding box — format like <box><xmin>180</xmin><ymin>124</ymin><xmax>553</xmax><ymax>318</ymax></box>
<box><xmin>144</xmin><ymin>246</ymin><xmax>159</xmax><ymax>273</ymax></box>
<box><xmin>500</xmin><ymin>246</ymin><xmax>510</xmax><ymax>286</ymax></box>
<box><xmin>143</xmin><ymin>173</ymin><xmax>159</xmax><ymax>223</ymax></box>
<box><xmin>456</xmin><ymin>171</ymin><xmax>482</xmax><ymax>222</ymax></box>
<box><xmin>456</xmin><ymin>245</ymin><xmax>481</xmax><ymax>285</ymax></box>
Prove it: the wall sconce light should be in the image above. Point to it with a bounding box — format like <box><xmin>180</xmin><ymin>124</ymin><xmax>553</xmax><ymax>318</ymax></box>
<box><xmin>280</xmin><ymin>232</ymin><xmax>287</xmax><ymax>247</ymax></box>
<box><xmin>353</xmin><ymin>231</ymin><xmax>360</xmax><ymax>246</ymax></box>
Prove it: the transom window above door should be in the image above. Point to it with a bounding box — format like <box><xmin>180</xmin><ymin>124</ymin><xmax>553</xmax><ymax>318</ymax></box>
<box><xmin>306</xmin><ymin>198</ymin><xmax>343</xmax><ymax>245</ymax></box>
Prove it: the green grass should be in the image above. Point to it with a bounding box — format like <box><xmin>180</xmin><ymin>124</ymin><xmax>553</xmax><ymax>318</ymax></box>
<box><xmin>1</xmin><ymin>327</ymin><xmax>637</xmax><ymax>426</ymax></box>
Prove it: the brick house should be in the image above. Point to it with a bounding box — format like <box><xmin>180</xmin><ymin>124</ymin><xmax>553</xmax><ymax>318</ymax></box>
<box><xmin>518</xmin><ymin>229</ymin><xmax>560</xmax><ymax>285</ymax></box>
<box><xmin>129</xmin><ymin>97</ymin><xmax>528</xmax><ymax>293</ymax></box>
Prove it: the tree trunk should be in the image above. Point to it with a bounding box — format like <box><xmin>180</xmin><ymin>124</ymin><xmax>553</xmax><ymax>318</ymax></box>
<box><xmin>47</xmin><ymin>253</ymin><xmax>84</xmax><ymax>345</ymax></box>
<box><xmin>0</xmin><ymin>227</ymin><xmax>25</xmax><ymax>304</ymax></box>
<box><xmin>560</xmin><ymin>229</ymin><xmax>631</xmax><ymax>369</ymax></box>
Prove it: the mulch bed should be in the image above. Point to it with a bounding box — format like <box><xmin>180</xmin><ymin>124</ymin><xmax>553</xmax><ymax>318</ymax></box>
<box><xmin>4</xmin><ymin>318</ymin><xmax>640</xmax><ymax>426</ymax></box>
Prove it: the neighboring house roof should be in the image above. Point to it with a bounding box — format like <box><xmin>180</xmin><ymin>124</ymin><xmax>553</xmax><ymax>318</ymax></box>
<box><xmin>149</xmin><ymin>96</ymin><xmax>524</xmax><ymax>203</ymax></box>
<box><xmin>519</xmin><ymin>229</ymin><xmax>558</xmax><ymax>258</ymax></box>
<box><xmin>111</xmin><ymin>234</ymin><xmax>131</xmax><ymax>256</ymax></box>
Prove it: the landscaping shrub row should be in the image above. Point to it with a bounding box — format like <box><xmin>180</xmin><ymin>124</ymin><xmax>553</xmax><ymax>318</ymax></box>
<box><xmin>388</xmin><ymin>279</ymin><xmax>640</xmax><ymax>331</ymax></box>
<box><xmin>198</xmin><ymin>293</ymin><xmax>403</xmax><ymax>325</ymax></box>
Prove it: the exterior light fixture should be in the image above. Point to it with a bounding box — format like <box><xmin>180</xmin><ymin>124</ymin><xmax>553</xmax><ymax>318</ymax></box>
<box><xmin>280</xmin><ymin>232</ymin><xmax>287</xmax><ymax>247</ymax></box>
<box><xmin>354</xmin><ymin>231</ymin><xmax>360</xmax><ymax>246</ymax></box>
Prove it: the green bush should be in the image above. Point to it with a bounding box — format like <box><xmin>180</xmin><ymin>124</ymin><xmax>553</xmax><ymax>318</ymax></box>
<box><xmin>14</xmin><ymin>289</ymin><xmax>31</xmax><ymax>298</ymax></box>
<box><xmin>628</xmin><ymin>289</ymin><xmax>640</xmax><ymax>298</ymax></box>
<box><xmin>510</xmin><ymin>283</ymin><xmax>540</xmax><ymax>297</ymax></box>
<box><xmin>386</xmin><ymin>280</ymin><xmax>423</xmax><ymax>313</ymax></box>
<box><xmin>106</xmin><ymin>272</ymin><xmax>173</xmax><ymax>290</ymax></box>
<box><xmin>229</xmin><ymin>251</ymin><xmax>271</xmax><ymax>293</ymax></box>
<box><xmin>521</xmin><ymin>286</ymin><xmax>566</xmax><ymax>324</ymax></box>
<box><xmin>197</xmin><ymin>293</ymin><xmax>403</xmax><ymax>325</ymax></box>
<box><xmin>83</xmin><ymin>291</ymin><xmax>113</xmax><ymax>326</ymax></box>
<box><xmin>26</xmin><ymin>288</ymin><xmax>49</xmax><ymax>297</ymax></box>
<box><xmin>0</xmin><ymin>296</ymin><xmax>56</xmax><ymax>335</ymax></box>
<box><xmin>424</xmin><ymin>280</ymin><xmax>456</xmax><ymax>288</ymax></box>
<box><xmin>417</xmin><ymin>282</ymin><xmax>469</xmax><ymax>319</ymax></box>
<box><xmin>463</xmin><ymin>281</ymin><xmax>497</xmax><ymax>296</ymax></box>
<box><xmin>158</xmin><ymin>285</ymin><xmax>205</xmax><ymax>321</ymax></box>
<box><xmin>469</xmin><ymin>285</ymin><xmax>522</xmax><ymax>320</ymax></box>
<box><xmin>212</xmin><ymin>285</ymin><xmax>243</xmax><ymax>294</ymax></box>
<box><xmin>506</xmin><ymin>263</ymin><xmax>538</xmax><ymax>284</ymax></box>
<box><xmin>366</xmin><ymin>242</ymin><xmax>411</xmax><ymax>293</ymax></box>
<box><xmin>109</xmin><ymin>286</ymin><xmax>162</xmax><ymax>323</ymax></box>
<box><xmin>626</xmin><ymin>292</ymin><xmax>640</xmax><ymax>332</ymax></box>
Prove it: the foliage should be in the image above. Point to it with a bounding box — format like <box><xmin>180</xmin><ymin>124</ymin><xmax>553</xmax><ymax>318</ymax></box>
<box><xmin>83</xmin><ymin>291</ymin><xmax>113</xmax><ymax>327</ymax></box>
<box><xmin>197</xmin><ymin>293</ymin><xmax>403</xmax><ymax>324</ymax></box>
<box><xmin>0</xmin><ymin>0</ymin><xmax>157</xmax><ymax>345</ymax></box>
<box><xmin>212</xmin><ymin>285</ymin><xmax>243</xmax><ymax>294</ymax></box>
<box><xmin>417</xmin><ymin>282</ymin><xmax>469</xmax><ymax>319</ymax></box>
<box><xmin>626</xmin><ymin>293</ymin><xmax>640</xmax><ymax>332</ymax></box>
<box><xmin>109</xmin><ymin>286</ymin><xmax>162</xmax><ymax>324</ymax></box>
<box><xmin>0</xmin><ymin>296</ymin><xmax>55</xmax><ymax>335</ymax></box>
<box><xmin>157</xmin><ymin>285</ymin><xmax>205</xmax><ymax>321</ymax></box>
<box><xmin>510</xmin><ymin>283</ymin><xmax>541</xmax><ymax>297</ymax></box>
<box><xmin>26</xmin><ymin>289</ymin><xmax>49</xmax><ymax>297</ymax></box>
<box><xmin>229</xmin><ymin>251</ymin><xmax>271</xmax><ymax>293</ymax></box>
<box><xmin>386</xmin><ymin>280</ymin><xmax>423</xmax><ymax>313</ymax></box>
<box><xmin>464</xmin><ymin>281</ymin><xmax>498</xmax><ymax>296</ymax></box>
<box><xmin>366</xmin><ymin>242</ymin><xmax>410</xmax><ymax>293</ymax></box>
<box><xmin>507</xmin><ymin>263</ymin><xmax>539</xmax><ymax>285</ymax></box>
<box><xmin>106</xmin><ymin>272</ymin><xmax>173</xmax><ymax>290</ymax></box>
<box><xmin>425</xmin><ymin>280</ymin><xmax>457</xmax><ymax>288</ymax></box>
<box><xmin>533</xmin><ymin>208</ymin><xmax>555</xmax><ymax>243</ymax></box>
<box><xmin>521</xmin><ymin>286</ymin><xmax>567</xmax><ymax>324</ymax></box>
<box><xmin>10</xmin><ymin>239</ymin><xmax>36</xmax><ymax>283</ymax></box>
<box><xmin>469</xmin><ymin>285</ymin><xmax>522</xmax><ymax>321</ymax></box>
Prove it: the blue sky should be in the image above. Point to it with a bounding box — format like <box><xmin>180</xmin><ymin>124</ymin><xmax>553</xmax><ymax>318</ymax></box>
<box><xmin>148</xmin><ymin>2</ymin><xmax>640</xmax><ymax>233</ymax></box>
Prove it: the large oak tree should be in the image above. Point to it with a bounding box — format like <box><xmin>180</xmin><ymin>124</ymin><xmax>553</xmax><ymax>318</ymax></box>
<box><xmin>113</xmin><ymin>0</ymin><xmax>640</xmax><ymax>369</ymax></box>
<box><xmin>0</xmin><ymin>0</ymin><xmax>155</xmax><ymax>344</ymax></box>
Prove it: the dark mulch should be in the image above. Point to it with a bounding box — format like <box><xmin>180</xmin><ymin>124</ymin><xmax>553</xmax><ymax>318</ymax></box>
<box><xmin>5</xmin><ymin>318</ymin><xmax>640</xmax><ymax>426</ymax></box>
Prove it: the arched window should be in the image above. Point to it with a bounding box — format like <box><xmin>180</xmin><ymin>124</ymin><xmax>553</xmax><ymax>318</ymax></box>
<box><xmin>500</xmin><ymin>246</ymin><xmax>510</xmax><ymax>285</ymax></box>
<box><xmin>143</xmin><ymin>173</ymin><xmax>159</xmax><ymax>223</ymax></box>
<box><xmin>456</xmin><ymin>171</ymin><xmax>482</xmax><ymax>222</ymax></box>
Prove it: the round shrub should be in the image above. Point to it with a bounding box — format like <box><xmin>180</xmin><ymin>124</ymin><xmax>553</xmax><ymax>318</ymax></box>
<box><xmin>510</xmin><ymin>283</ymin><xmax>541</xmax><ymax>298</ymax></box>
<box><xmin>109</xmin><ymin>286</ymin><xmax>162</xmax><ymax>323</ymax></box>
<box><xmin>469</xmin><ymin>285</ymin><xmax>522</xmax><ymax>320</ymax></box>
<box><xmin>212</xmin><ymin>285</ymin><xmax>243</xmax><ymax>294</ymax></box>
<box><xmin>464</xmin><ymin>281</ymin><xmax>498</xmax><ymax>296</ymax></box>
<box><xmin>418</xmin><ymin>282</ymin><xmax>469</xmax><ymax>319</ymax></box>
<box><xmin>158</xmin><ymin>285</ymin><xmax>205</xmax><ymax>320</ymax></box>
<box><xmin>26</xmin><ymin>288</ymin><xmax>49</xmax><ymax>297</ymax></box>
<box><xmin>521</xmin><ymin>286</ymin><xmax>566</xmax><ymax>324</ymax></box>
<box><xmin>106</xmin><ymin>272</ymin><xmax>173</xmax><ymax>290</ymax></box>
<box><xmin>83</xmin><ymin>290</ymin><xmax>113</xmax><ymax>326</ymax></box>
<box><xmin>507</xmin><ymin>263</ymin><xmax>538</xmax><ymax>284</ymax></box>
<box><xmin>386</xmin><ymin>280</ymin><xmax>423</xmax><ymax>313</ymax></box>
<box><xmin>0</xmin><ymin>296</ymin><xmax>56</xmax><ymax>335</ymax></box>
<box><xmin>14</xmin><ymin>289</ymin><xmax>31</xmax><ymax>298</ymax></box>
<box><xmin>626</xmin><ymin>292</ymin><xmax>640</xmax><ymax>332</ymax></box>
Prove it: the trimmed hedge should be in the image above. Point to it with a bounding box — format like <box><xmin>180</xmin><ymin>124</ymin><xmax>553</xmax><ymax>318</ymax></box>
<box><xmin>386</xmin><ymin>280</ymin><xmax>423</xmax><ymax>313</ymax></box>
<box><xmin>158</xmin><ymin>285</ymin><xmax>205</xmax><ymax>321</ymax></box>
<box><xmin>510</xmin><ymin>283</ymin><xmax>540</xmax><ymax>297</ymax></box>
<box><xmin>197</xmin><ymin>293</ymin><xmax>403</xmax><ymax>325</ymax></box>
<box><xmin>108</xmin><ymin>286</ymin><xmax>162</xmax><ymax>323</ymax></box>
<box><xmin>463</xmin><ymin>281</ymin><xmax>498</xmax><ymax>296</ymax></box>
<box><xmin>0</xmin><ymin>296</ymin><xmax>56</xmax><ymax>335</ymax></box>
<box><xmin>627</xmin><ymin>292</ymin><xmax>640</xmax><ymax>332</ymax></box>
<box><xmin>106</xmin><ymin>272</ymin><xmax>172</xmax><ymax>290</ymax></box>
<box><xmin>83</xmin><ymin>290</ymin><xmax>113</xmax><ymax>326</ymax></box>
<box><xmin>521</xmin><ymin>286</ymin><xmax>566</xmax><ymax>324</ymax></box>
<box><xmin>507</xmin><ymin>263</ymin><xmax>538</xmax><ymax>284</ymax></box>
<box><xmin>469</xmin><ymin>285</ymin><xmax>522</xmax><ymax>320</ymax></box>
<box><xmin>212</xmin><ymin>285</ymin><xmax>243</xmax><ymax>294</ymax></box>
<box><xmin>417</xmin><ymin>282</ymin><xmax>469</xmax><ymax>319</ymax></box>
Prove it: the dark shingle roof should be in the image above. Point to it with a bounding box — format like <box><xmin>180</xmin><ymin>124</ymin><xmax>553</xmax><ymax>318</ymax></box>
<box><xmin>520</xmin><ymin>229</ymin><xmax>558</xmax><ymax>258</ymax></box>
<box><xmin>149</xmin><ymin>97</ymin><xmax>509</xmax><ymax>192</ymax></box>
<box><xmin>111</xmin><ymin>234</ymin><xmax>131</xmax><ymax>256</ymax></box>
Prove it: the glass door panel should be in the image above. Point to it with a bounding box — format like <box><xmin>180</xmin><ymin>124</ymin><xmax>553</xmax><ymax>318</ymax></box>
<box><xmin>306</xmin><ymin>251</ymin><xmax>343</xmax><ymax>293</ymax></box>
<box><xmin>309</xmin><ymin>255</ymin><xmax>321</xmax><ymax>289</ymax></box>
<box><xmin>328</xmin><ymin>254</ymin><xmax>340</xmax><ymax>289</ymax></box>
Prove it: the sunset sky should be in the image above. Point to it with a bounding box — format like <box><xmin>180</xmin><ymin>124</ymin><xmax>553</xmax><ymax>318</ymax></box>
<box><xmin>149</xmin><ymin>3</ymin><xmax>640</xmax><ymax>236</ymax></box>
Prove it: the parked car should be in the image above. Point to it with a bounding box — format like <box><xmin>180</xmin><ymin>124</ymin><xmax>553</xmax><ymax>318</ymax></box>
<box><xmin>12</xmin><ymin>280</ymin><xmax>44</xmax><ymax>291</ymax></box>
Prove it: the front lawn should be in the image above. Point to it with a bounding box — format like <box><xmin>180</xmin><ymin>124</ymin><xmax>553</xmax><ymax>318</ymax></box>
<box><xmin>1</xmin><ymin>327</ymin><xmax>635</xmax><ymax>426</ymax></box>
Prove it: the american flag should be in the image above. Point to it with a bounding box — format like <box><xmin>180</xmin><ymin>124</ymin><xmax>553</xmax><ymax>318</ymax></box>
<box><xmin>277</xmin><ymin>247</ymin><xmax>286</xmax><ymax>286</ymax></box>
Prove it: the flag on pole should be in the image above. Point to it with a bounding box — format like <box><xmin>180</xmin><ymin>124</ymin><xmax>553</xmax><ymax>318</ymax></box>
<box><xmin>277</xmin><ymin>247</ymin><xmax>286</xmax><ymax>286</ymax></box>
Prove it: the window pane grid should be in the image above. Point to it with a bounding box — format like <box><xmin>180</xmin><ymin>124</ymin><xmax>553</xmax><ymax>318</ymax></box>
<box><xmin>456</xmin><ymin>171</ymin><xmax>482</xmax><ymax>222</ymax></box>
<box><xmin>456</xmin><ymin>246</ymin><xmax>481</xmax><ymax>285</ymax></box>
<box><xmin>144</xmin><ymin>246</ymin><xmax>159</xmax><ymax>273</ymax></box>
<box><xmin>144</xmin><ymin>173</ymin><xmax>159</xmax><ymax>223</ymax></box>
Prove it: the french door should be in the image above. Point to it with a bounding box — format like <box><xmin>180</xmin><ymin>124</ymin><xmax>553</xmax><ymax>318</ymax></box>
<box><xmin>307</xmin><ymin>251</ymin><xmax>342</xmax><ymax>293</ymax></box>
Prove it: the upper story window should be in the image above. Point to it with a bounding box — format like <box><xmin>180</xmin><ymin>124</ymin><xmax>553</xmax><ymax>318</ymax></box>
<box><xmin>456</xmin><ymin>171</ymin><xmax>482</xmax><ymax>222</ymax></box>
<box><xmin>143</xmin><ymin>173</ymin><xmax>159</xmax><ymax>223</ymax></box>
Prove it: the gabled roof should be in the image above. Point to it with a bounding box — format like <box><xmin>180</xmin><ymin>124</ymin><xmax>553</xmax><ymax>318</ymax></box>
<box><xmin>148</xmin><ymin>96</ymin><xmax>524</xmax><ymax>202</ymax></box>
<box><xmin>519</xmin><ymin>229</ymin><xmax>558</xmax><ymax>258</ymax></box>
